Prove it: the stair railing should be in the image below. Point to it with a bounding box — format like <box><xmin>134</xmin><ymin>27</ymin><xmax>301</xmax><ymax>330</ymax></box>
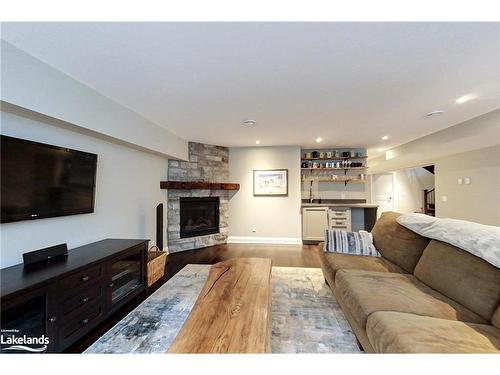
<box><xmin>423</xmin><ymin>188</ymin><xmax>435</xmax><ymax>215</ymax></box>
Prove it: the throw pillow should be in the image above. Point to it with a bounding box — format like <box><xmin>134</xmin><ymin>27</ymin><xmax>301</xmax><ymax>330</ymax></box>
<box><xmin>324</xmin><ymin>229</ymin><xmax>380</xmax><ymax>256</ymax></box>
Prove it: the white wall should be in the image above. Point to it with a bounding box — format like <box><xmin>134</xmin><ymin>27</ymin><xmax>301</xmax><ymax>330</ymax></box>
<box><xmin>435</xmin><ymin>145</ymin><xmax>500</xmax><ymax>225</ymax></box>
<box><xmin>1</xmin><ymin>40</ymin><xmax>188</xmax><ymax>160</ymax></box>
<box><xmin>366</xmin><ymin>110</ymin><xmax>500</xmax><ymax>226</ymax></box>
<box><xmin>0</xmin><ymin>110</ymin><xmax>168</xmax><ymax>268</ymax></box>
<box><xmin>228</xmin><ymin>146</ymin><xmax>302</xmax><ymax>243</ymax></box>
<box><xmin>368</xmin><ymin>109</ymin><xmax>500</xmax><ymax>174</ymax></box>
<box><xmin>393</xmin><ymin>168</ymin><xmax>434</xmax><ymax>214</ymax></box>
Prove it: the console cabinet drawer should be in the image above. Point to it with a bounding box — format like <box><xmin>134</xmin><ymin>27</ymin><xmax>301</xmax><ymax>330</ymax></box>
<box><xmin>330</xmin><ymin>217</ymin><xmax>348</xmax><ymax>224</ymax></box>
<box><xmin>59</xmin><ymin>302</ymin><xmax>105</xmax><ymax>348</ymax></box>
<box><xmin>330</xmin><ymin>225</ymin><xmax>350</xmax><ymax>230</ymax></box>
<box><xmin>330</xmin><ymin>210</ymin><xmax>349</xmax><ymax>218</ymax></box>
<box><xmin>59</xmin><ymin>282</ymin><xmax>104</xmax><ymax>320</ymax></box>
<box><xmin>58</xmin><ymin>264</ymin><xmax>105</xmax><ymax>294</ymax></box>
<box><xmin>330</xmin><ymin>222</ymin><xmax>349</xmax><ymax>228</ymax></box>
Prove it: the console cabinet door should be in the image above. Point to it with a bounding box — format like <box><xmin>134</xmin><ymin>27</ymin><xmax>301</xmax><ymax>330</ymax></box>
<box><xmin>302</xmin><ymin>207</ymin><xmax>329</xmax><ymax>241</ymax></box>
<box><xmin>0</xmin><ymin>285</ymin><xmax>57</xmax><ymax>353</ymax></box>
<box><xmin>106</xmin><ymin>244</ymin><xmax>146</xmax><ymax>313</ymax></box>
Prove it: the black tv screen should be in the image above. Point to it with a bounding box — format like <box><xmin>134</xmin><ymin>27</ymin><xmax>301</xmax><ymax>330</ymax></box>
<box><xmin>1</xmin><ymin>135</ymin><xmax>97</xmax><ymax>223</ymax></box>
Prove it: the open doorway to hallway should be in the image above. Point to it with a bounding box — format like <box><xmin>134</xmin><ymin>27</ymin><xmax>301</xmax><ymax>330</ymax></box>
<box><xmin>372</xmin><ymin>165</ymin><xmax>435</xmax><ymax>217</ymax></box>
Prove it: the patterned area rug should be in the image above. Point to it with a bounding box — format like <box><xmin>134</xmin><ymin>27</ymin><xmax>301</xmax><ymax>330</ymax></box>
<box><xmin>271</xmin><ymin>267</ymin><xmax>360</xmax><ymax>353</ymax></box>
<box><xmin>85</xmin><ymin>264</ymin><xmax>361</xmax><ymax>354</ymax></box>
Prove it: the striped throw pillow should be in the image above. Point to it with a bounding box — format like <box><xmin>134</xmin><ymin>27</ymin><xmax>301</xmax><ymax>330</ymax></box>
<box><xmin>324</xmin><ymin>229</ymin><xmax>380</xmax><ymax>257</ymax></box>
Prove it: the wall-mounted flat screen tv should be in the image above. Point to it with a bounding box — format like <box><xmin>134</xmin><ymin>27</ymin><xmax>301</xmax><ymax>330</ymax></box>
<box><xmin>1</xmin><ymin>135</ymin><xmax>98</xmax><ymax>223</ymax></box>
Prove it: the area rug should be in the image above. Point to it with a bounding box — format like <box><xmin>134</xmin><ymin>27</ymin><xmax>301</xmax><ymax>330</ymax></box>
<box><xmin>84</xmin><ymin>264</ymin><xmax>361</xmax><ymax>354</ymax></box>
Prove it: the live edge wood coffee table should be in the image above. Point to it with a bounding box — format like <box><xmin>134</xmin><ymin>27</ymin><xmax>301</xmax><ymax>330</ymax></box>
<box><xmin>167</xmin><ymin>257</ymin><xmax>272</xmax><ymax>354</ymax></box>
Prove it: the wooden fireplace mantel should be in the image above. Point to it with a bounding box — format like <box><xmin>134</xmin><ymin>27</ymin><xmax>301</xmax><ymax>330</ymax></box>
<box><xmin>160</xmin><ymin>181</ymin><xmax>240</xmax><ymax>190</ymax></box>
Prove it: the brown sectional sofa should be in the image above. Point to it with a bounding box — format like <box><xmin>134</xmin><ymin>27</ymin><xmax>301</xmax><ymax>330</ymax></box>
<box><xmin>319</xmin><ymin>211</ymin><xmax>500</xmax><ymax>353</ymax></box>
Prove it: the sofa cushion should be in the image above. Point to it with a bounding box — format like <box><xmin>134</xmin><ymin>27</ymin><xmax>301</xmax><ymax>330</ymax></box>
<box><xmin>492</xmin><ymin>304</ymin><xmax>500</xmax><ymax>329</ymax></box>
<box><xmin>366</xmin><ymin>311</ymin><xmax>500</xmax><ymax>353</ymax></box>
<box><xmin>335</xmin><ymin>269</ymin><xmax>487</xmax><ymax>329</ymax></box>
<box><xmin>319</xmin><ymin>251</ymin><xmax>405</xmax><ymax>287</ymax></box>
<box><xmin>371</xmin><ymin>212</ymin><xmax>430</xmax><ymax>273</ymax></box>
<box><xmin>414</xmin><ymin>240</ymin><xmax>500</xmax><ymax>321</ymax></box>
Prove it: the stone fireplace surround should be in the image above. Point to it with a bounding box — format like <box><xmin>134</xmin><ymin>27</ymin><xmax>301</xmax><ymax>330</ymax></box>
<box><xmin>166</xmin><ymin>142</ymin><xmax>235</xmax><ymax>253</ymax></box>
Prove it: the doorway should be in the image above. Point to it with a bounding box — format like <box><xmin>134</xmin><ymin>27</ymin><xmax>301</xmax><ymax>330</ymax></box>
<box><xmin>371</xmin><ymin>166</ymin><xmax>435</xmax><ymax>217</ymax></box>
<box><xmin>371</xmin><ymin>173</ymin><xmax>394</xmax><ymax>217</ymax></box>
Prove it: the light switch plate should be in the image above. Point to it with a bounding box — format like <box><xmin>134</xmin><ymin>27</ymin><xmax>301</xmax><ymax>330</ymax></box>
<box><xmin>464</xmin><ymin>177</ymin><xmax>471</xmax><ymax>185</ymax></box>
<box><xmin>458</xmin><ymin>178</ymin><xmax>463</xmax><ymax>185</ymax></box>
<box><xmin>441</xmin><ymin>195</ymin><xmax>448</xmax><ymax>202</ymax></box>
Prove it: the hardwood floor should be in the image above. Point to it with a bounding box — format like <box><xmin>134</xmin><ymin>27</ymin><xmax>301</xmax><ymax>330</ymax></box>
<box><xmin>164</xmin><ymin>243</ymin><xmax>321</xmax><ymax>282</ymax></box>
<box><xmin>66</xmin><ymin>243</ymin><xmax>321</xmax><ymax>353</ymax></box>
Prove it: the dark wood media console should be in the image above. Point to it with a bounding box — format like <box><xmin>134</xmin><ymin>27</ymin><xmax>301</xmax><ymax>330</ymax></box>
<box><xmin>0</xmin><ymin>239</ymin><xmax>149</xmax><ymax>353</ymax></box>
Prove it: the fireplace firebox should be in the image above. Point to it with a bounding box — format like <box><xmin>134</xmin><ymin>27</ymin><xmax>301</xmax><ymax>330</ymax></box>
<box><xmin>179</xmin><ymin>197</ymin><xmax>220</xmax><ymax>238</ymax></box>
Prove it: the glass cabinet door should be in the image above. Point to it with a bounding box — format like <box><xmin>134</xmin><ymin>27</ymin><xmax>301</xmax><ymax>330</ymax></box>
<box><xmin>1</xmin><ymin>287</ymin><xmax>56</xmax><ymax>353</ymax></box>
<box><xmin>108</xmin><ymin>248</ymin><xmax>143</xmax><ymax>306</ymax></box>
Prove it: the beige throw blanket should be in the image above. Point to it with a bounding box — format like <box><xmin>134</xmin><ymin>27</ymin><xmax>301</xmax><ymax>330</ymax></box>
<box><xmin>396</xmin><ymin>213</ymin><xmax>500</xmax><ymax>269</ymax></box>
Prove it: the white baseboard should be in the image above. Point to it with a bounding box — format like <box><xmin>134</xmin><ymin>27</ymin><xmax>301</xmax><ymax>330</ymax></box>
<box><xmin>227</xmin><ymin>236</ymin><xmax>302</xmax><ymax>245</ymax></box>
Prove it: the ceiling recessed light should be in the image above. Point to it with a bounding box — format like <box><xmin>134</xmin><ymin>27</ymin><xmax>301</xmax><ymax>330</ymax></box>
<box><xmin>426</xmin><ymin>110</ymin><xmax>445</xmax><ymax>117</ymax></box>
<box><xmin>255</xmin><ymin>140</ymin><xmax>260</xmax><ymax>145</ymax></box>
<box><xmin>381</xmin><ymin>135</ymin><xmax>389</xmax><ymax>140</ymax></box>
<box><xmin>242</xmin><ymin>119</ymin><xmax>256</xmax><ymax>127</ymax></box>
<box><xmin>456</xmin><ymin>94</ymin><xmax>477</xmax><ymax>104</ymax></box>
<box><xmin>377</xmin><ymin>148</ymin><xmax>384</xmax><ymax>152</ymax></box>
<box><xmin>385</xmin><ymin>150</ymin><xmax>396</xmax><ymax>160</ymax></box>
<box><xmin>315</xmin><ymin>137</ymin><xmax>323</xmax><ymax>143</ymax></box>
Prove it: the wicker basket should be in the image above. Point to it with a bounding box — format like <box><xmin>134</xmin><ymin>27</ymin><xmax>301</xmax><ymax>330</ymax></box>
<box><xmin>147</xmin><ymin>246</ymin><xmax>168</xmax><ymax>287</ymax></box>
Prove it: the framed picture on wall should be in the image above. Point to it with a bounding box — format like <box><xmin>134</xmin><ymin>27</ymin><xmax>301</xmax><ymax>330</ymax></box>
<box><xmin>253</xmin><ymin>169</ymin><xmax>288</xmax><ymax>196</ymax></box>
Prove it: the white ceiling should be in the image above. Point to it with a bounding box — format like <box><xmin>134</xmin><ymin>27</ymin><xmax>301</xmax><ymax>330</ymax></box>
<box><xmin>1</xmin><ymin>22</ymin><xmax>499</xmax><ymax>155</ymax></box>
